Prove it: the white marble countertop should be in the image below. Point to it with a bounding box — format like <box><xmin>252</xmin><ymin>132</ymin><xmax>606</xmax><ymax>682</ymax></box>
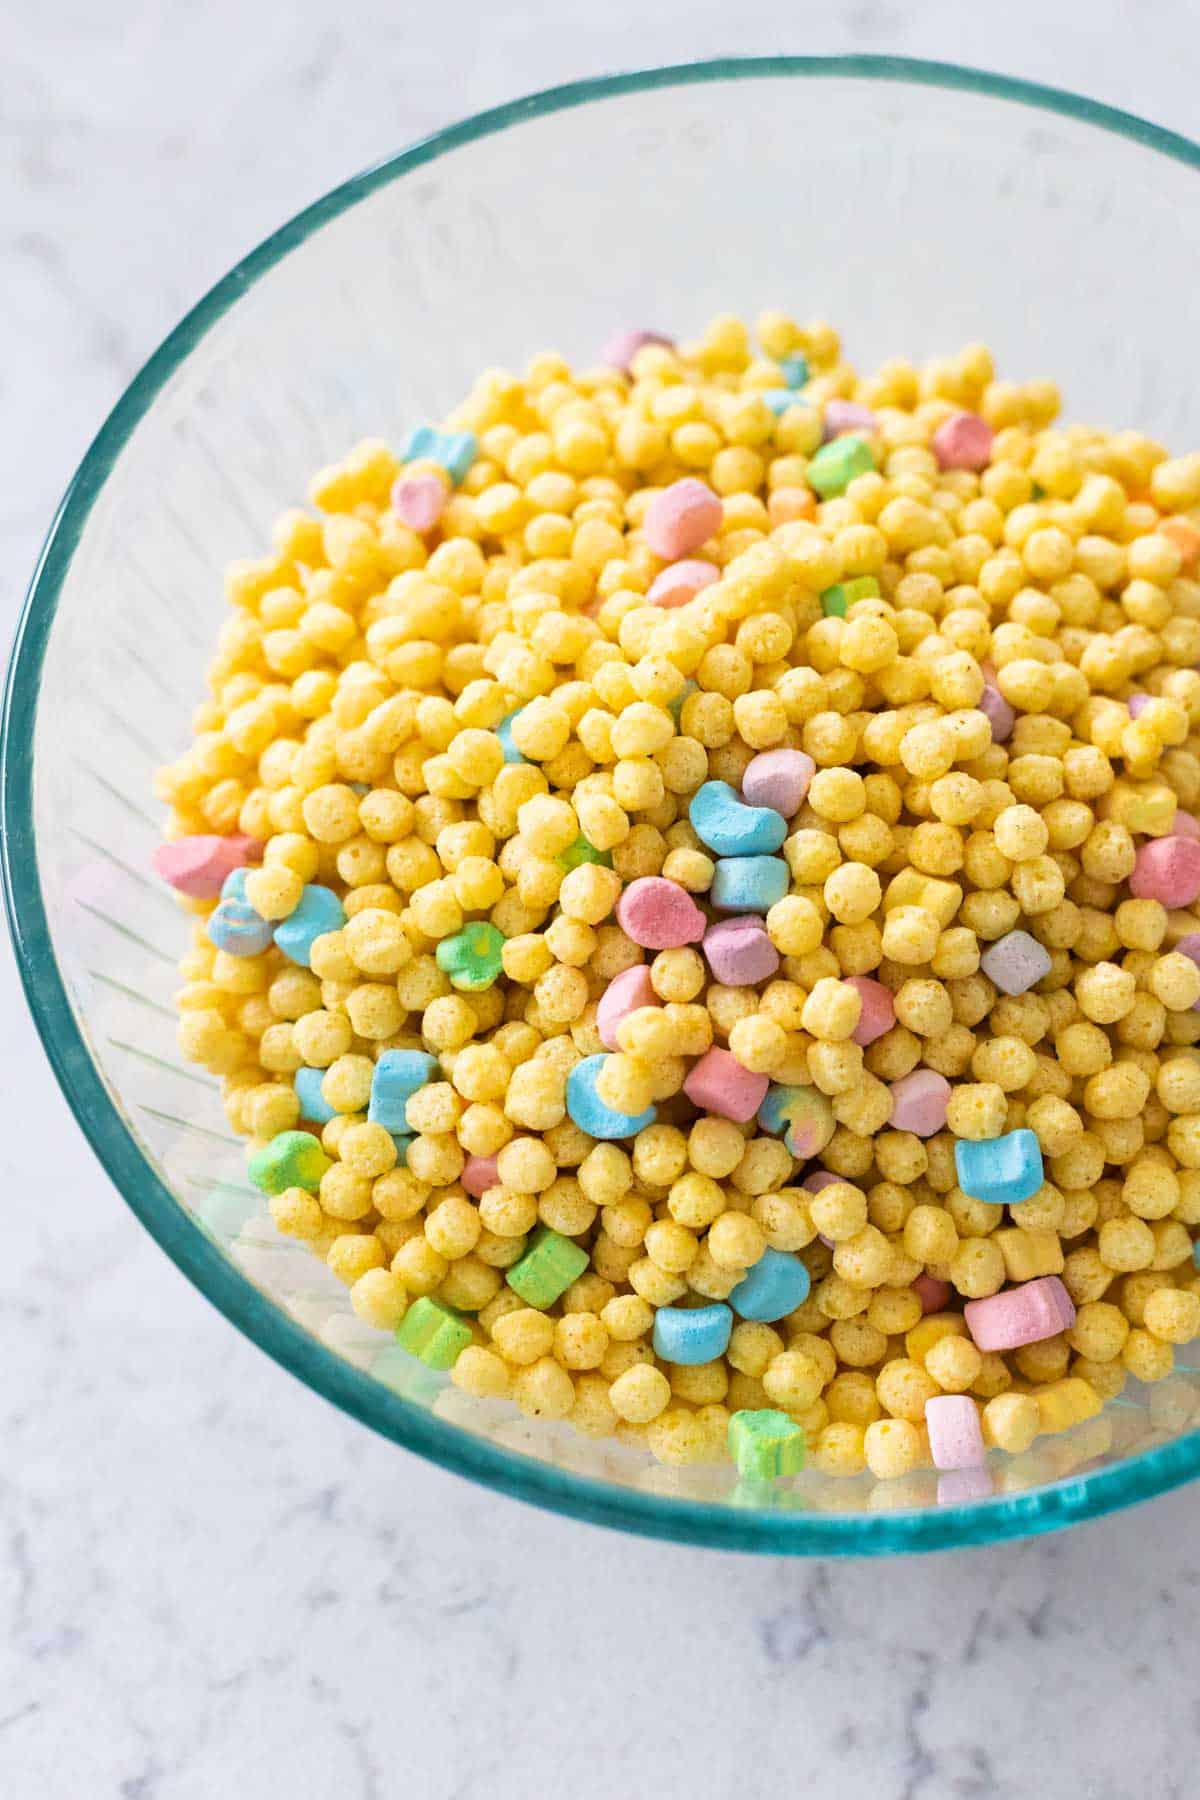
<box><xmin>5</xmin><ymin>6</ymin><xmax>1200</xmax><ymax>1795</ymax></box>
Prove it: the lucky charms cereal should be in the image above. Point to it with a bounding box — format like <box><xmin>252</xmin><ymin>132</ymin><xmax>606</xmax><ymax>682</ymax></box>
<box><xmin>154</xmin><ymin>312</ymin><xmax>1200</xmax><ymax>1485</ymax></box>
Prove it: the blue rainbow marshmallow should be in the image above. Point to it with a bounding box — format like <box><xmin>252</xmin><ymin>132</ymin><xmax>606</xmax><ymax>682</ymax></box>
<box><xmin>710</xmin><ymin>855</ymin><xmax>789</xmax><ymax>913</ymax></box>
<box><xmin>779</xmin><ymin>352</ymin><xmax>809</xmax><ymax>388</ymax></box>
<box><xmin>368</xmin><ymin>1050</ymin><xmax>439</xmax><ymax>1133</ymax></box>
<box><xmin>273</xmin><ymin>884</ymin><xmax>346</xmax><ymax>967</ymax></box>
<box><xmin>757</xmin><ymin>1084</ymin><xmax>835</xmax><ymax>1159</ymax></box>
<box><xmin>207</xmin><ymin>897</ymin><xmax>274</xmax><ymax>957</ymax></box>
<box><xmin>566</xmin><ymin>1054</ymin><xmax>657</xmax><ymax>1140</ymax></box>
<box><xmin>689</xmin><ymin>780</ymin><xmax>787</xmax><ymax>857</ymax></box>
<box><xmin>401</xmin><ymin>424</ymin><xmax>477</xmax><ymax>486</ymax></box>
<box><xmin>652</xmin><ymin>1304</ymin><xmax>733</xmax><ymax>1365</ymax></box>
<box><xmin>294</xmin><ymin>1066</ymin><xmax>337</xmax><ymax>1125</ymax></box>
<box><xmin>954</xmin><ymin>1129</ymin><xmax>1044</xmax><ymax>1207</ymax></box>
<box><xmin>220</xmin><ymin>867</ymin><xmax>250</xmax><ymax>902</ymax></box>
<box><xmin>730</xmin><ymin>1249</ymin><xmax>812</xmax><ymax>1322</ymax></box>
<box><xmin>496</xmin><ymin>710</ymin><xmax>527</xmax><ymax>765</ymax></box>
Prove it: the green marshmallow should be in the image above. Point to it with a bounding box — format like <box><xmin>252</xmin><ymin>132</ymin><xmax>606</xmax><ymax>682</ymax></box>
<box><xmin>820</xmin><ymin>573</ymin><xmax>881</xmax><ymax>618</ymax></box>
<box><xmin>395</xmin><ymin>1296</ymin><xmax>472</xmax><ymax>1370</ymax></box>
<box><xmin>557</xmin><ymin>833</ymin><xmax>613</xmax><ymax>873</ymax></box>
<box><xmin>807</xmin><ymin>433</ymin><xmax>876</xmax><ymax>498</ymax></box>
<box><xmin>247</xmin><ymin>1129</ymin><xmax>331</xmax><ymax>1196</ymax></box>
<box><xmin>728</xmin><ymin>1408</ymin><xmax>807</xmax><ymax>1480</ymax></box>
<box><xmin>506</xmin><ymin>1225</ymin><xmax>590</xmax><ymax>1310</ymax></box>
<box><xmin>435</xmin><ymin>921</ymin><xmax>505</xmax><ymax>992</ymax></box>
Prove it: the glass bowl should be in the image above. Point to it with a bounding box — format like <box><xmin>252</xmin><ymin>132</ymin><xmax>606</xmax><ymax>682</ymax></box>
<box><xmin>7</xmin><ymin>56</ymin><xmax>1200</xmax><ymax>1554</ymax></box>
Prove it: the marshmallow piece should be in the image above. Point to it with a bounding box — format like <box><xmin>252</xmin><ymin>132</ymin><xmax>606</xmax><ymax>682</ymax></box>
<box><xmin>932</xmin><ymin>411</ymin><xmax>995</xmax><ymax>471</ymax></box>
<box><xmin>964</xmin><ymin>1276</ymin><xmax>1076</xmax><ymax>1352</ymax></box>
<box><xmin>925</xmin><ymin>1395</ymin><xmax>986</xmax><ymax>1471</ymax></box>
<box><xmin>643</xmin><ymin>478</ymin><xmax>723</xmax><ymax>560</ymax></box>
<box><xmin>596</xmin><ymin>963</ymin><xmax>658</xmax><ymax>1050</ymax></box>
<box><xmin>683</xmin><ymin>1046</ymin><xmax>769</xmax><ymax>1123</ymax></box>
<box><xmin>740</xmin><ymin>749</ymin><xmax>815</xmax><ymax>818</ymax></box>
<box><xmin>615</xmin><ymin>876</ymin><xmax>706</xmax><ymax>949</ymax></box>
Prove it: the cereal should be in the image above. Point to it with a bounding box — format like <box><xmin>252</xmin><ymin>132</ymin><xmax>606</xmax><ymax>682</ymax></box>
<box><xmin>157</xmin><ymin>312</ymin><xmax>1200</xmax><ymax>1481</ymax></box>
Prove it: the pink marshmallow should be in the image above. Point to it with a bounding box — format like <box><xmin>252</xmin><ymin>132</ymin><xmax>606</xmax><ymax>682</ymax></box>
<box><xmin>978</xmin><ymin>681</ymin><xmax>1015</xmax><ymax>744</ymax></box>
<box><xmin>601</xmin><ymin>327</ymin><xmax>674</xmax><ymax>372</ymax></box>
<box><xmin>616</xmin><ymin>877</ymin><xmax>706</xmax><ymax>949</ymax></box>
<box><xmin>925</xmin><ymin>1395</ymin><xmax>986</xmax><ymax>1471</ymax></box>
<box><xmin>392</xmin><ymin>473</ymin><xmax>447</xmax><ymax>533</ymax></box>
<box><xmin>644</xmin><ymin>478</ymin><xmax>723</xmax><ymax>561</ymax></box>
<box><xmin>802</xmin><ymin>1170</ymin><xmax>840</xmax><ymax>1193</ymax></box>
<box><xmin>702</xmin><ymin>916</ymin><xmax>780</xmax><ymax>986</ymax></box>
<box><xmin>824</xmin><ymin>399</ymin><xmax>876</xmax><ymax>439</ymax></box>
<box><xmin>887</xmin><ymin>1069</ymin><xmax>951</xmax><ymax>1138</ymax></box>
<box><xmin>932</xmin><ymin>411</ymin><xmax>994</xmax><ymax>472</ymax></box>
<box><xmin>1126</xmin><ymin>692</ymin><xmax>1152</xmax><ymax>719</ymax></box>
<box><xmin>462</xmin><ymin>1155</ymin><xmax>500</xmax><ymax>1198</ymax></box>
<box><xmin>1173</xmin><ymin>811</ymin><xmax>1200</xmax><ymax>840</ymax></box>
<box><xmin>596</xmin><ymin>963</ymin><xmax>658</xmax><ymax>1051</ymax></box>
<box><xmin>682</xmin><ymin>1046</ymin><xmax>768</xmax><ymax>1123</ymax></box>
<box><xmin>912</xmin><ymin>1274</ymin><xmax>951</xmax><ymax>1315</ymax></box>
<box><xmin>844</xmin><ymin>976</ymin><xmax>895</xmax><ymax>1048</ymax></box>
<box><xmin>964</xmin><ymin>1275</ymin><xmax>1076</xmax><ymax>1352</ymax></box>
<box><xmin>937</xmin><ymin>1467</ymin><xmax>994</xmax><ymax>1505</ymax></box>
<box><xmin>152</xmin><ymin>833</ymin><xmax>261</xmax><ymax>899</ymax></box>
<box><xmin>1129</xmin><ymin>835</ymin><xmax>1200</xmax><ymax>907</ymax></box>
<box><xmin>740</xmin><ymin>749</ymin><xmax>815</xmax><ymax>819</ymax></box>
<box><xmin>646</xmin><ymin>558</ymin><xmax>720</xmax><ymax>609</ymax></box>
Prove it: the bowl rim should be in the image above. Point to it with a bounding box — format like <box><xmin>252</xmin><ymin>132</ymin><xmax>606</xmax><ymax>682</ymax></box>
<box><xmin>7</xmin><ymin>53</ymin><xmax>1200</xmax><ymax>1554</ymax></box>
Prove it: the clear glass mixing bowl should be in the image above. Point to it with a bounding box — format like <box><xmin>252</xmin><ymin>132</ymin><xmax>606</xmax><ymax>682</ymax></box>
<box><xmin>7</xmin><ymin>56</ymin><xmax>1200</xmax><ymax>1553</ymax></box>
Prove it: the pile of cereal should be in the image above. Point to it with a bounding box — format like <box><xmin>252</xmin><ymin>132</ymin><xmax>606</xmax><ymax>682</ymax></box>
<box><xmin>153</xmin><ymin>312</ymin><xmax>1200</xmax><ymax>1484</ymax></box>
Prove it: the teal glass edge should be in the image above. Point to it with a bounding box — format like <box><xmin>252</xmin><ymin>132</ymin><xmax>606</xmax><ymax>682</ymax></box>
<box><xmin>6</xmin><ymin>55</ymin><xmax>1200</xmax><ymax>1554</ymax></box>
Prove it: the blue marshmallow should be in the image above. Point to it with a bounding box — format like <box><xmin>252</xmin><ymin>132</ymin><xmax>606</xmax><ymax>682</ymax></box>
<box><xmin>368</xmin><ymin>1050</ymin><xmax>439</xmax><ymax>1133</ymax></box>
<box><xmin>710</xmin><ymin>855</ymin><xmax>789</xmax><ymax>913</ymax></box>
<box><xmin>566</xmin><ymin>1054</ymin><xmax>657</xmax><ymax>1140</ymax></box>
<box><xmin>730</xmin><ymin>1249</ymin><xmax>812</xmax><ymax>1322</ymax></box>
<box><xmin>207</xmin><ymin>897</ymin><xmax>274</xmax><ymax>957</ymax></box>
<box><xmin>220</xmin><ymin>867</ymin><xmax>250</xmax><ymax>902</ymax></box>
<box><xmin>689</xmin><ymin>780</ymin><xmax>787</xmax><ymax>858</ymax></box>
<box><xmin>401</xmin><ymin>424</ymin><xmax>478</xmax><ymax>486</ymax></box>
<box><xmin>762</xmin><ymin>389</ymin><xmax>804</xmax><ymax>416</ymax></box>
<box><xmin>652</xmin><ymin>1304</ymin><xmax>733</xmax><ymax>1365</ymax></box>
<box><xmin>273</xmin><ymin>884</ymin><xmax>346</xmax><ymax>967</ymax></box>
<box><xmin>954</xmin><ymin>1129</ymin><xmax>1044</xmax><ymax>1207</ymax></box>
<box><xmin>496</xmin><ymin>710</ymin><xmax>528</xmax><ymax>765</ymax></box>
<box><xmin>779</xmin><ymin>352</ymin><xmax>810</xmax><ymax>388</ymax></box>
<box><xmin>294</xmin><ymin>1066</ymin><xmax>338</xmax><ymax>1125</ymax></box>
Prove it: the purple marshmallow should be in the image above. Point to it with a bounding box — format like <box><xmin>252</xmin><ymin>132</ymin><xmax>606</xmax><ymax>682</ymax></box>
<box><xmin>823</xmin><ymin>400</ymin><xmax>876</xmax><ymax>440</ymax></box>
<box><xmin>702</xmin><ymin>916</ymin><xmax>780</xmax><ymax>987</ymax></box>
